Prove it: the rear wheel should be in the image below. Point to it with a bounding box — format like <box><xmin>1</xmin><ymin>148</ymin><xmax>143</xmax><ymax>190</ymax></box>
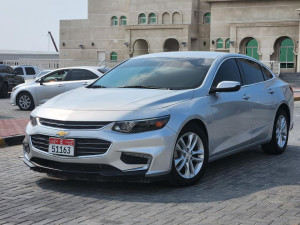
<box><xmin>17</xmin><ymin>92</ymin><xmax>35</xmax><ymax>111</ymax></box>
<box><xmin>168</xmin><ymin>124</ymin><xmax>208</xmax><ymax>187</ymax></box>
<box><xmin>0</xmin><ymin>83</ymin><xmax>8</xmax><ymax>98</ymax></box>
<box><xmin>262</xmin><ymin>109</ymin><xmax>289</xmax><ymax>155</ymax></box>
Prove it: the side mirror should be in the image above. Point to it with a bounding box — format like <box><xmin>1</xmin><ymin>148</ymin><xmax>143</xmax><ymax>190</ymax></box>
<box><xmin>39</xmin><ymin>79</ymin><xmax>44</xmax><ymax>85</ymax></box>
<box><xmin>209</xmin><ymin>81</ymin><xmax>241</xmax><ymax>94</ymax></box>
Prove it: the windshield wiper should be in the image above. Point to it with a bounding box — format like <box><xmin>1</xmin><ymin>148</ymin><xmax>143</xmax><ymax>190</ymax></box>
<box><xmin>89</xmin><ymin>85</ymin><xmax>107</xmax><ymax>89</ymax></box>
<box><xmin>119</xmin><ymin>85</ymin><xmax>168</xmax><ymax>89</ymax></box>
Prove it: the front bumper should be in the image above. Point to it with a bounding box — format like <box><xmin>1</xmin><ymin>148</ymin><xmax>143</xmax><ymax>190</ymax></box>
<box><xmin>24</xmin><ymin>122</ymin><xmax>177</xmax><ymax>181</ymax></box>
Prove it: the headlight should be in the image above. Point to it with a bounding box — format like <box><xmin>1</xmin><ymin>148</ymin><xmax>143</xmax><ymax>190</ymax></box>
<box><xmin>30</xmin><ymin>115</ymin><xmax>38</xmax><ymax>127</ymax></box>
<box><xmin>112</xmin><ymin>116</ymin><xmax>170</xmax><ymax>133</ymax></box>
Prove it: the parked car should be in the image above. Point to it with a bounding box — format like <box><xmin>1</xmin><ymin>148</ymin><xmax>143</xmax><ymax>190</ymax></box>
<box><xmin>10</xmin><ymin>66</ymin><xmax>106</xmax><ymax>110</ymax></box>
<box><xmin>23</xmin><ymin>52</ymin><xmax>294</xmax><ymax>186</ymax></box>
<box><xmin>13</xmin><ymin>65</ymin><xmax>43</xmax><ymax>80</ymax></box>
<box><xmin>0</xmin><ymin>64</ymin><xmax>24</xmax><ymax>97</ymax></box>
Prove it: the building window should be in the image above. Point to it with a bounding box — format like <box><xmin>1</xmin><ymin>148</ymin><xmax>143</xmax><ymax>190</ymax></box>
<box><xmin>204</xmin><ymin>13</ymin><xmax>211</xmax><ymax>24</ymax></box>
<box><xmin>246</xmin><ymin>38</ymin><xmax>259</xmax><ymax>60</ymax></box>
<box><xmin>225</xmin><ymin>39</ymin><xmax>230</xmax><ymax>49</ymax></box>
<box><xmin>148</xmin><ymin>13</ymin><xmax>157</xmax><ymax>24</ymax></box>
<box><xmin>110</xmin><ymin>52</ymin><xmax>118</xmax><ymax>61</ymax></box>
<box><xmin>280</xmin><ymin>38</ymin><xmax>294</xmax><ymax>68</ymax></box>
<box><xmin>216</xmin><ymin>38</ymin><xmax>223</xmax><ymax>49</ymax></box>
<box><xmin>138</xmin><ymin>13</ymin><xmax>146</xmax><ymax>24</ymax></box>
<box><xmin>120</xmin><ymin>16</ymin><xmax>127</xmax><ymax>26</ymax></box>
<box><xmin>111</xmin><ymin>16</ymin><xmax>118</xmax><ymax>26</ymax></box>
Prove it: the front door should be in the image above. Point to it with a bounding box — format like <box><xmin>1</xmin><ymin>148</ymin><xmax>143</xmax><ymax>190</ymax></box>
<box><xmin>209</xmin><ymin>58</ymin><xmax>252</xmax><ymax>156</ymax></box>
<box><xmin>35</xmin><ymin>69</ymin><xmax>70</xmax><ymax>104</ymax></box>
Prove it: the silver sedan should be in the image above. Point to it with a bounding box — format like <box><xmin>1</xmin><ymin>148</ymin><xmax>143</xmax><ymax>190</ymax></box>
<box><xmin>23</xmin><ymin>52</ymin><xmax>294</xmax><ymax>186</ymax></box>
<box><xmin>10</xmin><ymin>66</ymin><xmax>106</xmax><ymax>110</ymax></box>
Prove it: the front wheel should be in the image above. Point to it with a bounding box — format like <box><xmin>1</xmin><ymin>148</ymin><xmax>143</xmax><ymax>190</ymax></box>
<box><xmin>17</xmin><ymin>92</ymin><xmax>35</xmax><ymax>111</ymax></box>
<box><xmin>168</xmin><ymin>124</ymin><xmax>208</xmax><ymax>187</ymax></box>
<box><xmin>262</xmin><ymin>109</ymin><xmax>289</xmax><ymax>155</ymax></box>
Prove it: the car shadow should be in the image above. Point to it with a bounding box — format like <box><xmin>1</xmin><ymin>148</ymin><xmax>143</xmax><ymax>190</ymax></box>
<box><xmin>35</xmin><ymin>145</ymin><xmax>300</xmax><ymax>203</ymax></box>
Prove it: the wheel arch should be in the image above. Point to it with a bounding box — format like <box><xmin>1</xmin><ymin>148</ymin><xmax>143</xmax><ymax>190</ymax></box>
<box><xmin>16</xmin><ymin>90</ymin><xmax>36</xmax><ymax>106</ymax></box>
<box><xmin>277</xmin><ymin>103</ymin><xmax>291</xmax><ymax>127</ymax></box>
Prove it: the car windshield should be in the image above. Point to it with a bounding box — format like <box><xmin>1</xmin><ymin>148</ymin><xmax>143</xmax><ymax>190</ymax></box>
<box><xmin>90</xmin><ymin>57</ymin><xmax>214</xmax><ymax>90</ymax></box>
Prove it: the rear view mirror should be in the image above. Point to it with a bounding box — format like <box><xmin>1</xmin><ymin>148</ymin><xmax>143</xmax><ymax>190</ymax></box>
<box><xmin>209</xmin><ymin>81</ymin><xmax>241</xmax><ymax>94</ymax></box>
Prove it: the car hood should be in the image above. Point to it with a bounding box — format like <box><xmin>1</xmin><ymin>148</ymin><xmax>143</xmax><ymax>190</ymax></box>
<box><xmin>41</xmin><ymin>87</ymin><xmax>195</xmax><ymax>111</ymax></box>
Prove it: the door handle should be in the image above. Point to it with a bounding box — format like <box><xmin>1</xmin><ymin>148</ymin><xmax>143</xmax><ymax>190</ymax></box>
<box><xmin>268</xmin><ymin>88</ymin><xmax>274</xmax><ymax>94</ymax></box>
<box><xmin>57</xmin><ymin>84</ymin><xmax>64</xmax><ymax>87</ymax></box>
<box><xmin>243</xmin><ymin>95</ymin><xmax>250</xmax><ymax>100</ymax></box>
<box><xmin>82</xmin><ymin>82</ymin><xmax>88</xmax><ymax>85</ymax></box>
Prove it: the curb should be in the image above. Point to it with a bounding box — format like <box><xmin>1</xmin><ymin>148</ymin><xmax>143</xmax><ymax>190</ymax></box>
<box><xmin>0</xmin><ymin>135</ymin><xmax>25</xmax><ymax>148</ymax></box>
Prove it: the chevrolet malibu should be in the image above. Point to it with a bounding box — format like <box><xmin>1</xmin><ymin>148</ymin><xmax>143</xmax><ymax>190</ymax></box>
<box><xmin>23</xmin><ymin>52</ymin><xmax>294</xmax><ymax>186</ymax></box>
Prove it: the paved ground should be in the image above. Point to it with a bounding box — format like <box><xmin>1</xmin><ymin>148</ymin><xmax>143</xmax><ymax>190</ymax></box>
<box><xmin>0</xmin><ymin>105</ymin><xmax>299</xmax><ymax>224</ymax></box>
<box><xmin>0</xmin><ymin>96</ymin><xmax>30</xmax><ymax>138</ymax></box>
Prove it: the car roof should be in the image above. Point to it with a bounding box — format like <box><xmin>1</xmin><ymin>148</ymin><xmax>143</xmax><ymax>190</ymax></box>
<box><xmin>133</xmin><ymin>51</ymin><xmax>229</xmax><ymax>60</ymax></box>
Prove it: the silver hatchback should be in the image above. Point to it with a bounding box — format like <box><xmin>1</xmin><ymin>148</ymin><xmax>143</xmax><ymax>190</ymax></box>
<box><xmin>23</xmin><ymin>52</ymin><xmax>294</xmax><ymax>186</ymax></box>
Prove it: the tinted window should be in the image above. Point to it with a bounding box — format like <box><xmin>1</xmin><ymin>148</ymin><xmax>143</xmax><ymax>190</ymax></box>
<box><xmin>7</xmin><ymin>66</ymin><xmax>16</xmax><ymax>74</ymax></box>
<box><xmin>0</xmin><ymin>66</ymin><xmax>5</xmax><ymax>73</ymax></box>
<box><xmin>91</xmin><ymin>57</ymin><xmax>214</xmax><ymax>90</ymax></box>
<box><xmin>14</xmin><ymin>67</ymin><xmax>24</xmax><ymax>75</ymax></box>
<box><xmin>212</xmin><ymin>59</ymin><xmax>242</xmax><ymax>87</ymax></box>
<box><xmin>69</xmin><ymin>69</ymin><xmax>88</xmax><ymax>81</ymax></box>
<box><xmin>25</xmin><ymin>67</ymin><xmax>36</xmax><ymax>75</ymax></box>
<box><xmin>238</xmin><ymin>59</ymin><xmax>264</xmax><ymax>85</ymax></box>
<box><xmin>85</xmin><ymin>71</ymin><xmax>98</xmax><ymax>79</ymax></box>
<box><xmin>43</xmin><ymin>70</ymin><xmax>69</xmax><ymax>83</ymax></box>
<box><xmin>261</xmin><ymin>66</ymin><xmax>273</xmax><ymax>80</ymax></box>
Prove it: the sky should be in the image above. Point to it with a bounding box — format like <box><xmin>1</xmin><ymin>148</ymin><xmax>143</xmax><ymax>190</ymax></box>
<box><xmin>0</xmin><ymin>0</ymin><xmax>87</xmax><ymax>52</ymax></box>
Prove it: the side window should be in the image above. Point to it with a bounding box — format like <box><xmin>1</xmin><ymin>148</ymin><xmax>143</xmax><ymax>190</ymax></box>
<box><xmin>68</xmin><ymin>69</ymin><xmax>89</xmax><ymax>81</ymax></box>
<box><xmin>25</xmin><ymin>67</ymin><xmax>36</xmax><ymax>75</ymax></box>
<box><xmin>85</xmin><ymin>71</ymin><xmax>98</xmax><ymax>80</ymax></box>
<box><xmin>43</xmin><ymin>70</ymin><xmax>69</xmax><ymax>83</ymax></box>
<box><xmin>238</xmin><ymin>59</ymin><xmax>264</xmax><ymax>85</ymax></box>
<box><xmin>0</xmin><ymin>66</ymin><xmax>4</xmax><ymax>73</ymax></box>
<box><xmin>212</xmin><ymin>59</ymin><xmax>242</xmax><ymax>87</ymax></box>
<box><xmin>261</xmin><ymin>66</ymin><xmax>273</xmax><ymax>80</ymax></box>
<box><xmin>7</xmin><ymin>66</ymin><xmax>16</xmax><ymax>74</ymax></box>
<box><xmin>14</xmin><ymin>67</ymin><xmax>24</xmax><ymax>75</ymax></box>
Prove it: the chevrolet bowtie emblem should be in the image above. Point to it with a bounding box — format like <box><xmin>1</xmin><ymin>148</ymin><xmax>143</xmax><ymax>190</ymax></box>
<box><xmin>56</xmin><ymin>131</ymin><xmax>69</xmax><ymax>138</ymax></box>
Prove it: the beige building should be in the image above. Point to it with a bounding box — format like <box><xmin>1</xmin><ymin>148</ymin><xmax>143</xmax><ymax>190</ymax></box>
<box><xmin>60</xmin><ymin>0</ymin><xmax>300</xmax><ymax>73</ymax></box>
<box><xmin>60</xmin><ymin>0</ymin><xmax>211</xmax><ymax>62</ymax></box>
<box><xmin>208</xmin><ymin>0</ymin><xmax>300</xmax><ymax>73</ymax></box>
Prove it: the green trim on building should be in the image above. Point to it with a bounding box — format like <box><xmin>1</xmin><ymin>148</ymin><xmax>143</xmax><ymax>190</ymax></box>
<box><xmin>216</xmin><ymin>38</ymin><xmax>223</xmax><ymax>49</ymax></box>
<box><xmin>280</xmin><ymin>38</ymin><xmax>294</xmax><ymax>69</ymax></box>
<box><xmin>246</xmin><ymin>38</ymin><xmax>259</xmax><ymax>60</ymax></box>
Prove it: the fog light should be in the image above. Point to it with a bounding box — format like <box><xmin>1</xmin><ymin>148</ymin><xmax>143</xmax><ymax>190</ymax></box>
<box><xmin>23</xmin><ymin>143</ymin><xmax>30</xmax><ymax>154</ymax></box>
<box><xmin>121</xmin><ymin>152</ymin><xmax>152</xmax><ymax>165</ymax></box>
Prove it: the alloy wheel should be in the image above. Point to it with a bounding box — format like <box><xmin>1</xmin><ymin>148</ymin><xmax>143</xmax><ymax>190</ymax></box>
<box><xmin>19</xmin><ymin>95</ymin><xmax>31</xmax><ymax>110</ymax></box>
<box><xmin>276</xmin><ymin>115</ymin><xmax>287</xmax><ymax>148</ymax></box>
<box><xmin>174</xmin><ymin>132</ymin><xmax>205</xmax><ymax>179</ymax></box>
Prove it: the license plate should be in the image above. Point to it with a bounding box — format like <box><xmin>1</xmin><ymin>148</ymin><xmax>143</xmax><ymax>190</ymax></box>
<box><xmin>49</xmin><ymin>138</ymin><xmax>75</xmax><ymax>156</ymax></box>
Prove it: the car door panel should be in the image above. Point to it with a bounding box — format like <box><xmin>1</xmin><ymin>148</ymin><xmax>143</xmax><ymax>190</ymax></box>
<box><xmin>209</xmin><ymin>58</ymin><xmax>252</xmax><ymax>156</ymax></box>
<box><xmin>35</xmin><ymin>70</ymin><xmax>69</xmax><ymax>104</ymax></box>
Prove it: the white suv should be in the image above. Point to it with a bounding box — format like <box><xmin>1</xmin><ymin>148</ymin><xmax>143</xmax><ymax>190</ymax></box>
<box><xmin>13</xmin><ymin>66</ymin><xmax>43</xmax><ymax>80</ymax></box>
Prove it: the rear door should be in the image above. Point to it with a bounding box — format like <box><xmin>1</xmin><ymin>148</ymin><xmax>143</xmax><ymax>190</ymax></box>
<box><xmin>64</xmin><ymin>69</ymin><xmax>98</xmax><ymax>92</ymax></box>
<box><xmin>24</xmin><ymin>67</ymin><xmax>37</xmax><ymax>80</ymax></box>
<box><xmin>35</xmin><ymin>69</ymin><xmax>70</xmax><ymax>104</ymax></box>
<box><xmin>209</xmin><ymin>58</ymin><xmax>252</xmax><ymax>156</ymax></box>
<box><xmin>237</xmin><ymin>59</ymin><xmax>277</xmax><ymax>143</ymax></box>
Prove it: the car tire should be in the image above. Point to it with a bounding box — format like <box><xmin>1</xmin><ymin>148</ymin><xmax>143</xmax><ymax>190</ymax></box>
<box><xmin>17</xmin><ymin>92</ymin><xmax>35</xmax><ymax>111</ymax></box>
<box><xmin>0</xmin><ymin>83</ymin><xmax>8</xmax><ymax>98</ymax></box>
<box><xmin>168</xmin><ymin>123</ymin><xmax>208</xmax><ymax>187</ymax></box>
<box><xmin>262</xmin><ymin>109</ymin><xmax>289</xmax><ymax>155</ymax></box>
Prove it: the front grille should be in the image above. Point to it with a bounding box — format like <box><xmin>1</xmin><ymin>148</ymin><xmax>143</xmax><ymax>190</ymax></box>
<box><xmin>39</xmin><ymin>118</ymin><xmax>111</xmax><ymax>130</ymax></box>
<box><xmin>30</xmin><ymin>134</ymin><xmax>111</xmax><ymax>157</ymax></box>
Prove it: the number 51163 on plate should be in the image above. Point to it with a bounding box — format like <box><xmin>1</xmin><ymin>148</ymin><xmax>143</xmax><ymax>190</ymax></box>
<box><xmin>48</xmin><ymin>138</ymin><xmax>75</xmax><ymax>156</ymax></box>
